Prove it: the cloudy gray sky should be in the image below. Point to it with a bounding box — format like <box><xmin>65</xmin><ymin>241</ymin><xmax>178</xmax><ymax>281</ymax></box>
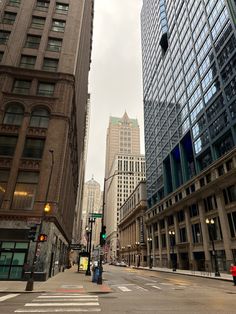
<box><xmin>86</xmin><ymin>0</ymin><xmax>144</xmax><ymax>186</ymax></box>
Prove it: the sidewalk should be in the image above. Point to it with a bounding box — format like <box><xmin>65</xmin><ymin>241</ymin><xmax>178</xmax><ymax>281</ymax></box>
<box><xmin>132</xmin><ymin>265</ymin><xmax>233</xmax><ymax>282</ymax></box>
<box><xmin>0</xmin><ymin>265</ymin><xmax>112</xmax><ymax>294</ymax></box>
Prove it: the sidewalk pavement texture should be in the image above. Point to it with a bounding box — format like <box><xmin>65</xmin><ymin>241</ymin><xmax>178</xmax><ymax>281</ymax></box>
<box><xmin>0</xmin><ymin>265</ymin><xmax>233</xmax><ymax>293</ymax></box>
<box><xmin>0</xmin><ymin>265</ymin><xmax>112</xmax><ymax>294</ymax></box>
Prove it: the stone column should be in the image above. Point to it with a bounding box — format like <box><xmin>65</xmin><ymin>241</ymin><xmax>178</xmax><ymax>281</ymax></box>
<box><xmin>158</xmin><ymin>221</ymin><xmax>162</xmax><ymax>267</ymax></box>
<box><xmin>216</xmin><ymin>190</ymin><xmax>234</xmax><ymax>269</ymax></box>
<box><xmin>151</xmin><ymin>223</ymin><xmax>156</xmax><ymax>266</ymax></box>
<box><xmin>184</xmin><ymin>206</ymin><xmax>194</xmax><ymax>270</ymax></box>
<box><xmin>173</xmin><ymin>214</ymin><xmax>180</xmax><ymax>267</ymax></box>
<box><xmin>165</xmin><ymin>217</ymin><xmax>171</xmax><ymax>268</ymax></box>
<box><xmin>198</xmin><ymin>200</ymin><xmax>211</xmax><ymax>271</ymax></box>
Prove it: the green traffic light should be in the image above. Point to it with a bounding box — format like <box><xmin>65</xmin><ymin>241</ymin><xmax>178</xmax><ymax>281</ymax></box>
<box><xmin>102</xmin><ymin>234</ymin><xmax>106</xmax><ymax>239</ymax></box>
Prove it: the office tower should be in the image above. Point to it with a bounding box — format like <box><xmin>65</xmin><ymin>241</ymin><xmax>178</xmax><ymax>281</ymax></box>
<box><xmin>0</xmin><ymin>0</ymin><xmax>94</xmax><ymax>280</ymax></box>
<box><xmin>104</xmin><ymin>113</ymin><xmax>145</xmax><ymax>261</ymax></box>
<box><xmin>141</xmin><ymin>0</ymin><xmax>236</xmax><ymax>272</ymax></box>
<box><xmin>81</xmin><ymin>177</ymin><xmax>102</xmax><ymax>248</ymax></box>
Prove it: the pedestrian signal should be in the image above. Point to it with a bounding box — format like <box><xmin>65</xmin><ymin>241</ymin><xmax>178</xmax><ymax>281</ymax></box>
<box><xmin>100</xmin><ymin>225</ymin><xmax>106</xmax><ymax>246</ymax></box>
<box><xmin>38</xmin><ymin>234</ymin><xmax>47</xmax><ymax>242</ymax></box>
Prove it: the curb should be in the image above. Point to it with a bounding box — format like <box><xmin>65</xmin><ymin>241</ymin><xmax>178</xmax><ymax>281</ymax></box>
<box><xmin>132</xmin><ymin>266</ymin><xmax>232</xmax><ymax>282</ymax></box>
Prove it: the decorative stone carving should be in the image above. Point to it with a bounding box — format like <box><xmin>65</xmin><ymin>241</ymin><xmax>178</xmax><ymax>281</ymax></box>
<box><xmin>0</xmin><ymin>124</ymin><xmax>19</xmax><ymax>134</ymax></box>
<box><xmin>0</xmin><ymin>157</ymin><xmax>12</xmax><ymax>168</ymax></box>
<box><xmin>20</xmin><ymin>159</ymin><xmax>41</xmax><ymax>170</ymax></box>
<box><xmin>27</xmin><ymin>127</ymin><xmax>47</xmax><ymax>137</ymax></box>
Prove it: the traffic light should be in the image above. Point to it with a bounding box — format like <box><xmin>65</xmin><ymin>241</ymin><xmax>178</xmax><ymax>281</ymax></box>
<box><xmin>100</xmin><ymin>225</ymin><xmax>106</xmax><ymax>246</ymax></box>
<box><xmin>38</xmin><ymin>234</ymin><xmax>47</xmax><ymax>242</ymax></box>
<box><xmin>27</xmin><ymin>225</ymin><xmax>37</xmax><ymax>241</ymax></box>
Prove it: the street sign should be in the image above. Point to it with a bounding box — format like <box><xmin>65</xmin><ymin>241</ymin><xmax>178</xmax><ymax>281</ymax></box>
<box><xmin>90</xmin><ymin>213</ymin><xmax>103</xmax><ymax>218</ymax></box>
<box><xmin>70</xmin><ymin>244</ymin><xmax>82</xmax><ymax>250</ymax></box>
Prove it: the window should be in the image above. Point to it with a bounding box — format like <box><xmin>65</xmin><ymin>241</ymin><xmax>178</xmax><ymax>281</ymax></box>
<box><xmin>0</xmin><ymin>170</ymin><xmax>10</xmax><ymax>207</ymax></box>
<box><xmin>223</xmin><ymin>185</ymin><xmax>236</xmax><ymax>204</ymax></box>
<box><xmin>36</xmin><ymin>0</ymin><xmax>49</xmax><ymax>11</ymax></box>
<box><xmin>12</xmin><ymin>80</ymin><xmax>31</xmax><ymax>95</ymax></box>
<box><xmin>31</xmin><ymin>16</ymin><xmax>45</xmax><ymax>29</ymax></box>
<box><xmin>0</xmin><ymin>136</ymin><xmax>18</xmax><ymax>156</ymax></box>
<box><xmin>0</xmin><ymin>52</ymin><xmax>3</xmax><ymax>62</ymax></box>
<box><xmin>23</xmin><ymin>138</ymin><xmax>45</xmax><ymax>159</ymax></box>
<box><xmin>189</xmin><ymin>204</ymin><xmax>199</xmax><ymax>217</ymax></box>
<box><xmin>8</xmin><ymin>0</ymin><xmax>21</xmax><ymax>6</ymax></box>
<box><xmin>179</xmin><ymin>227</ymin><xmax>187</xmax><ymax>242</ymax></box>
<box><xmin>12</xmin><ymin>171</ymin><xmax>39</xmax><ymax>210</ymax></box>
<box><xmin>47</xmin><ymin>37</ymin><xmax>62</xmax><ymax>51</ymax></box>
<box><xmin>177</xmin><ymin>209</ymin><xmax>185</xmax><ymax>222</ymax></box>
<box><xmin>3</xmin><ymin>103</ymin><xmax>24</xmax><ymax>125</ymax></box>
<box><xmin>161</xmin><ymin>234</ymin><xmax>166</xmax><ymax>248</ymax></box>
<box><xmin>56</xmin><ymin>2</ymin><xmax>69</xmax><ymax>14</ymax></box>
<box><xmin>203</xmin><ymin>194</ymin><xmax>217</xmax><ymax>212</ymax></box>
<box><xmin>51</xmin><ymin>19</ymin><xmax>65</xmax><ymax>32</ymax></box>
<box><xmin>192</xmin><ymin>223</ymin><xmax>202</xmax><ymax>243</ymax></box>
<box><xmin>30</xmin><ymin>108</ymin><xmax>49</xmax><ymax>128</ymax></box>
<box><xmin>2</xmin><ymin>12</ymin><xmax>17</xmax><ymax>24</ymax></box>
<box><xmin>19</xmin><ymin>55</ymin><xmax>36</xmax><ymax>69</ymax></box>
<box><xmin>43</xmin><ymin>58</ymin><xmax>58</xmax><ymax>72</ymax></box>
<box><xmin>25</xmin><ymin>35</ymin><xmax>41</xmax><ymax>49</ymax></box>
<box><xmin>0</xmin><ymin>31</ymin><xmax>10</xmax><ymax>44</ymax></box>
<box><xmin>37</xmin><ymin>82</ymin><xmax>55</xmax><ymax>96</ymax></box>
<box><xmin>227</xmin><ymin>211</ymin><xmax>236</xmax><ymax>238</ymax></box>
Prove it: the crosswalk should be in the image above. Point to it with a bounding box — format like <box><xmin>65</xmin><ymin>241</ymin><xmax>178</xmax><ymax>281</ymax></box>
<box><xmin>0</xmin><ymin>293</ymin><xmax>19</xmax><ymax>302</ymax></box>
<box><xmin>111</xmin><ymin>281</ymin><xmax>191</xmax><ymax>293</ymax></box>
<box><xmin>14</xmin><ymin>293</ymin><xmax>101</xmax><ymax>313</ymax></box>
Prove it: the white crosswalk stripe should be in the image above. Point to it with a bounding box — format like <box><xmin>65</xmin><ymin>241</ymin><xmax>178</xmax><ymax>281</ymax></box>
<box><xmin>14</xmin><ymin>293</ymin><xmax>101</xmax><ymax>313</ymax></box>
<box><xmin>0</xmin><ymin>293</ymin><xmax>19</xmax><ymax>302</ymax></box>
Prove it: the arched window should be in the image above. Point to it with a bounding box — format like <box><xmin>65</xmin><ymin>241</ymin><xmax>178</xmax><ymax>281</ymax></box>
<box><xmin>30</xmin><ymin>108</ymin><xmax>50</xmax><ymax>128</ymax></box>
<box><xmin>3</xmin><ymin>103</ymin><xmax>24</xmax><ymax>125</ymax></box>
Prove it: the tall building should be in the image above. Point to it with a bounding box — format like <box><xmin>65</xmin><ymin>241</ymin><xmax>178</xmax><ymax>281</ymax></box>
<box><xmin>104</xmin><ymin>113</ymin><xmax>145</xmax><ymax>261</ymax></box>
<box><xmin>0</xmin><ymin>0</ymin><xmax>94</xmax><ymax>280</ymax></box>
<box><xmin>141</xmin><ymin>0</ymin><xmax>236</xmax><ymax>272</ymax></box>
<box><xmin>81</xmin><ymin>177</ymin><xmax>102</xmax><ymax>248</ymax></box>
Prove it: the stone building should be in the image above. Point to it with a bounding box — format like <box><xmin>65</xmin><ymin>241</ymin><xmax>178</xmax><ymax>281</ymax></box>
<box><xmin>0</xmin><ymin>0</ymin><xmax>94</xmax><ymax>280</ymax></box>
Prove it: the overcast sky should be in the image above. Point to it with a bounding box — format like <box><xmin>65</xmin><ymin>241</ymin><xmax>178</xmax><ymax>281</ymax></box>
<box><xmin>86</xmin><ymin>0</ymin><xmax>144</xmax><ymax>186</ymax></box>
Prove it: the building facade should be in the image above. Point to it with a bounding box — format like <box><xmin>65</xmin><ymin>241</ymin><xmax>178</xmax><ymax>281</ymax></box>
<box><xmin>81</xmin><ymin>177</ymin><xmax>102</xmax><ymax>249</ymax></box>
<box><xmin>0</xmin><ymin>0</ymin><xmax>94</xmax><ymax>280</ymax></box>
<box><xmin>118</xmin><ymin>181</ymin><xmax>147</xmax><ymax>267</ymax></box>
<box><xmin>141</xmin><ymin>0</ymin><xmax>236</xmax><ymax>272</ymax></box>
<box><xmin>105</xmin><ymin>154</ymin><xmax>146</xmax><ymax>261</ymax></box>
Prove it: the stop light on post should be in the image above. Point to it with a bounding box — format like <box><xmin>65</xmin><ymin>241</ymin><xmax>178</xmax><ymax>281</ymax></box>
<box><xmin>100</xmin><ymin>225</ymin><xmax>106</xmax><ymax>246</ymax></box>
<box><xmin>38</xmin><ymin>234</ymin><xmax>47</xmax><ymax>242</ymax></box>
<box><xmin>27</xmin><ymin>225</ymin><xmax>37</xmax><ymax>241</ymax></box>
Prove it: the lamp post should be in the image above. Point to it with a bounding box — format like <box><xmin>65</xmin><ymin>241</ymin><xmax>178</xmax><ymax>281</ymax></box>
<box><xmin>135</xmin><ymin>241</ymin><xmax>140</xmax><ymax>267</ymax></box>
<box><xmin>97</xmin><ymin>171</ymin><xmax>133</xmax><ymax>284</ymax></box>
<box><xmin>206</xmin><ymin>218</ymin><xmax>220</xmax><ymax>277</ymax></box>
<box><xmin>127</xmin><ymin>244</ymin><xmax>131</xmax><ymax>266</ymax></box>
<box><xmin>25</xmin><ymin>150</ymin><xmax>54</xmax><ymax>291</ymax></box>
<box><xmin>86</xmin><ymin>217</ymin><xmax>95</xmax><ymax>276</ymax></box>
<box><xmin>168</xmin><ymin>230</ymin><xmax>176</xmax><ymax>271</ymax></box>
<box><xmin>147</xmin><ymin>237</ymin><xmax>152</xmax><ymax>268</ymax></box>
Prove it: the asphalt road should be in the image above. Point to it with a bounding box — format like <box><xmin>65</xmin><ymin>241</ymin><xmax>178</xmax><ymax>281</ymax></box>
<box><xmin>1</xmin><ymin>265</ymin><xmax>235</xmax><ymax>313</ymax></box>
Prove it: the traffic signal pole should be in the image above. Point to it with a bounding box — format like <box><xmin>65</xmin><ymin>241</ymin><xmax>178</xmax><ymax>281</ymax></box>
<box><xmin>97</xmin><ymin>177</ymin><xmax>106</xmax><ymax>285</ymax></box>
<box><xmin>25</xmin><ymin>150</ymin><xmax>54</xmax><ymax>291</ymax></box>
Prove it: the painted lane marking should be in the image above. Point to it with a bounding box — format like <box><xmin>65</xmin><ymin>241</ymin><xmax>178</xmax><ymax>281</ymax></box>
<box><xmin>33</xmin><ymin>299</ymin><xmax>98</xmax><ymax>302</ymax></box>
<box><xmin>159</xmin><ymin>283</ymin><xmax>173</xmax><ymax>286</ymax></box>
<box><xmin>152</xmin><ymin>286</ymin><xmax>162</xmax><ymax>290</ymax></box>
<box><xmin>136</xmin><ymin>286</ymin><xmax>148</xmax><ymax>291</ymax></box>
<box><xmin>37</xmin><ymin>295</ymin><xmax>98</xmax><ymax>299</ymax></box>
<box><xmin>15</xmin><ymin>310</ymin><xmax>101</xmax><ymax>313</ymax></box>
<box><xmin>117</xmin><ymin>286</ymin><xmax>132</xmax><ymax>292</ymax></box>
<box><xmin>25</xmin><ymin>302</ymin><xmax>100</xmax><ymax>307</ymax></box>
<box><xmin>0</xmin><ymin>294</ymin><xmax>19</xmax><ymax>302</ymax></box>
<box><xmin>135</xmin><ymin>276</ymin><xmax>157</xmax><ymax>282</ymax></box>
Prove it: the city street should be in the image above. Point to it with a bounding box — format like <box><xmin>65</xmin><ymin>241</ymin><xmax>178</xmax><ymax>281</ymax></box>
<box><xmin>0</xmin><ymin>265</ymin><xmax>235</xmax><ymax>313</ymax></box>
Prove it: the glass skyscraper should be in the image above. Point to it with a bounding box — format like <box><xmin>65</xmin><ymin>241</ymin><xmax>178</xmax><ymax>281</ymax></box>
<box><xmin>141</xmin><ymin>1</ymin><xmax>236</xmax><ymax>271</ymax></box>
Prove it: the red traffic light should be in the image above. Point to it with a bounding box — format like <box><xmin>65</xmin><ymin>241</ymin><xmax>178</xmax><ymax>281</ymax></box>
<box><xmin>38</xmin><ymin>234</ymin><xmax>47</xmax><ymax>242</ymax></box>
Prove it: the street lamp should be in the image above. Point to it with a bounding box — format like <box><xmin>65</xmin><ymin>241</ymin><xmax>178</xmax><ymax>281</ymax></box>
<box><xmin>135</xmin><ymin>241</ymin><xmax>140</xmax><ymax>267</ymax></box>
<box><xmin>86</xmin><ymin>217</ymin><xmax>95</xmax><ymax>276</ymax></box>
<box><xmin>168</xmin><ymin>230</ymin><xmax>176</xmax><ymax>271</ymax></box>
<box><xmin>206</xmin><ymin>218</ymin><xmax>220</xmax><ymax>277</ymax></box>
<box><xmin>147</xmin><ymin>237</ymin><xmax>152</xmax><ymax>268</ymax></box>
<box><xmin>127</xmin><ymin>244</ymin><xmax>131</xmax><ymax>266</ymax></box>
<box><xmin>25</xmin><ymin>150</ymin><xmax>54</xmax><ymax>291</ymax></box>
<box><xmin>97</xmin><ymin>170</ymin><xmax>133</xmax><ymax>284</ymax></box>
